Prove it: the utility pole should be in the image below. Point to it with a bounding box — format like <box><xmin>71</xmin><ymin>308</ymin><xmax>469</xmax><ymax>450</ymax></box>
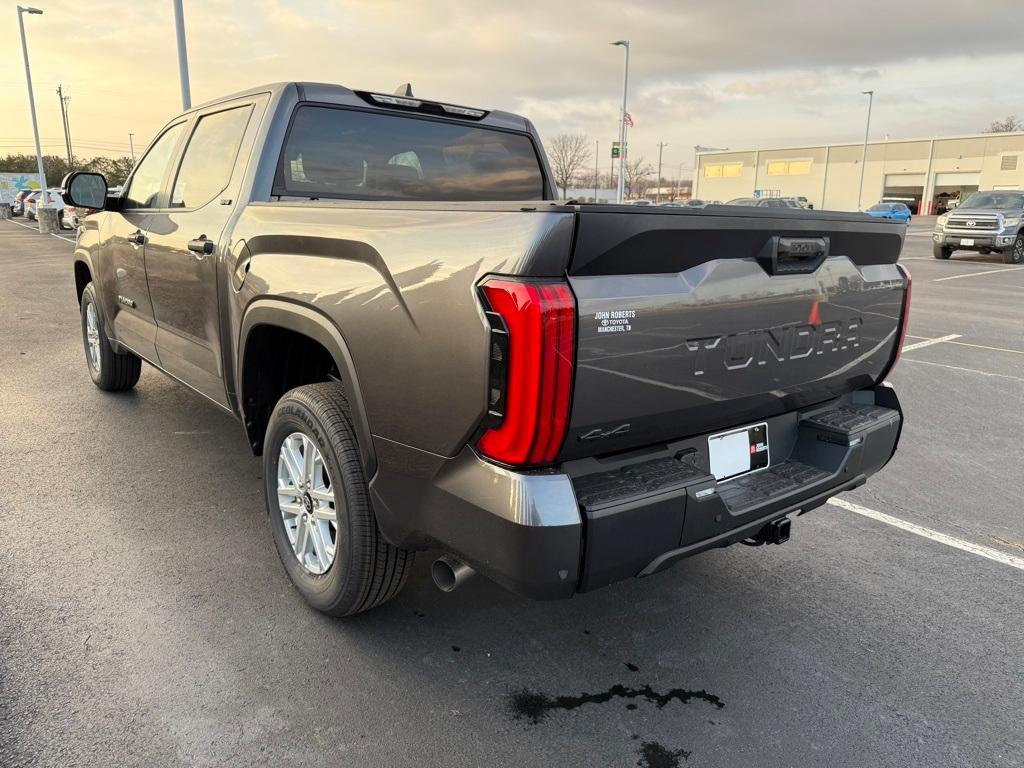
<box><xmin>856</xmin><ymin>90</ymin><xmax>874</xmax><ymax>211</ymax></box>
<box><xmin>655</xmin><ymin>142</ymin><xmax>667</xmax><ymax>203</ymax></box>
<box><xmin>128</xmin><ymin>133</ymin><xmax>136</xmax><ymax>162</ymax></box>
<box><xmin>593</xmin><ymin>140</ymin><xmax>599</xmax><ymax>201</ymax></box>
<box><xmin>611</xmin><ymin>40</ymin><xmax>630</xmax><ymax>204</ymax></box>
<box><xmin>173</xmin><ymin>0</ymin><xmax>192</xmax><ymax>110</ymax></box>
<box><xmin>57</xmin><ymin>84</ymin><xmax>72</xmax><ymax>166</ymax></box>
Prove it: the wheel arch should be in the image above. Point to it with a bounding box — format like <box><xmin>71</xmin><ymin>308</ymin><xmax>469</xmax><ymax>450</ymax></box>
<box><xmin>238</xmin><ymin>299</ymin><xmax>376</xmax><ymax>474</ymax></box>
<box><xmin>73</xmin><ymin>257</ymin><xmax>93</xmax><ymax>305</ymax></box>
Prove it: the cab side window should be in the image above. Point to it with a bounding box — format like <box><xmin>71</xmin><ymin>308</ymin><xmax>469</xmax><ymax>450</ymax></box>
<box><xmin>170</xmin><ymin>105</ymin><xmax>253</xmax><ymax>209</ymax></box>
<box><xmin>122</xmin><ymin>122</ymin><xmax>186</xmax><ymax>209</ymax></box>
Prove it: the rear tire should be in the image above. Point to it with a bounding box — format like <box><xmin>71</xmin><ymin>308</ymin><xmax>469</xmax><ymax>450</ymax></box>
<box><xmin>264</xmin><ymin>382</ymin><xmax>412</xmax><ymax>616</ymax></box>
<box><xmin>1005</xmin><ymin>235</ymin><xmax>1024</xmax><ymax>265</ymax></box>
<box><xmin>933</xmin><ymin>244</ymin><xmax>952</xmax><ymax>260</ymax></box>
<box><xmin>80</xmin><ymin>283</ymin><xmax>141</xmax><ymax>391</ymax></box>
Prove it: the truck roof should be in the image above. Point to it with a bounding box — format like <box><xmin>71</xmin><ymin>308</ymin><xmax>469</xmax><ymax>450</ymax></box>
<box><xmin>188</xmin><ymin>81</ymin><xmax>535</xmax><ymax>133</ymax></box>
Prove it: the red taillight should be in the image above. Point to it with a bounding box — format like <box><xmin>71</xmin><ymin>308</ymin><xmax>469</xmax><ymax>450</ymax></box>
<box><xmin>885</xmin><ymin>263</ymin><xmax>912</xmax><ymax>376</ymax></box>
<box><xmin>477</xmin><ymin>279</ymin><xmax>575</xmax><ymax>467</ymax></box>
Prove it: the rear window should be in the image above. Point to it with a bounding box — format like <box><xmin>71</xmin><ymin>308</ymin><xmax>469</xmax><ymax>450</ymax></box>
<box><xmin>276</xmin><ymin>105</ymin><xmax>545</xmax><ymax>201</ymax></box>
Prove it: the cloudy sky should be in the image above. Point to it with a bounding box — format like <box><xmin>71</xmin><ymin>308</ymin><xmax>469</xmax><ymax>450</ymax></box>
<box><xmin>2</xmin><ymin>0</ymin><xmax>1022</xmax><ymax>176</ymax></box>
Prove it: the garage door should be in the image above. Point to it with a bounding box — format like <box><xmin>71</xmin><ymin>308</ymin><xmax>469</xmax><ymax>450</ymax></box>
<box><xmin>885</xmin><ymin>174</ymin><xmax>925</xmax><ymax>187</ymax></box>
<box><xmin>934</xmin><ymin>171</ymin><xmax>981</xmax><ymax>186</ymax></box>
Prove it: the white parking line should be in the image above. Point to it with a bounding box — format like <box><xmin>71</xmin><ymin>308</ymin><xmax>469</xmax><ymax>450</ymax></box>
<box><xmin>948</xmin><ymin>339</ymin><xmax>1024</xmax><ymax>356</ymax></box>
<box><xmin>4</xmin><ymin>217</ymin><xmax>74</xmax><ymax>240</ymax></box>
<box><xmin>901</xmin><ymin>358</ymin><xmax>1024</xmax><ymax>383</ymax></box>
<box><xmin>6</xmin><ymin>217</ymin><xmax>38</xmax><ymax>232</ymax></box>
<box><xmin>900</xmin><ymin>334</ymin><xmax>961</xmax><ymax>352</ymax></box>
<box><xmin>830</xmin><ymin>498</ymin><xmax>1024</xmax><ymax>571</ymax></box>
<box><xmin>933</xmin><ymin>267</ymin><xmax>1024</xmax><ymax>282</ymax></box>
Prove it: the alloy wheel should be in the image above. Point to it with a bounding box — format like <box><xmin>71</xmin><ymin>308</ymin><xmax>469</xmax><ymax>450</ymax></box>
<box><xmin>85</xmin><ymin>302</ymin><xmax>101</xmax><ymax>373</ymax></box>
<box><xmin>277</xmin><ymin>432</ymin><xmax>339</xmax><ymax>575</ymax></box>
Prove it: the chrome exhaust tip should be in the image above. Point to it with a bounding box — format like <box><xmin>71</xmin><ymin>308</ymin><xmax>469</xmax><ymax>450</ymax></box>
<box><xmin>431</xmin><ymin>555</ymin><xmax>475</xmax><ymax>592</ymax></box>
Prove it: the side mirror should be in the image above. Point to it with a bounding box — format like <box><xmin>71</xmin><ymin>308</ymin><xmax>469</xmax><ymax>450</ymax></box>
<box><xmin>61</xmin><ymin>171</ymin><xmax>108</xmax><ymax>210</ymax></box>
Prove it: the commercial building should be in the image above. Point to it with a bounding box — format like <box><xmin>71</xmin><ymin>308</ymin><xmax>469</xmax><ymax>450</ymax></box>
<box><xmin>694</xmin><ymin>131</ymin><xmax>1024</xmax><ymax>214</ymax></box>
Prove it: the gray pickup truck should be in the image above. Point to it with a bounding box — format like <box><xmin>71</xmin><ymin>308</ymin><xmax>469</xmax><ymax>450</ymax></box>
<box><xmin>62</xmin><ymin>82</ymin><xmax>910</xmax><ymax>616</ymax></box>
<box><xmin>933</xmin><ymin>190</ymin><xmax>1024</xmax><ymax>263</ymax></box>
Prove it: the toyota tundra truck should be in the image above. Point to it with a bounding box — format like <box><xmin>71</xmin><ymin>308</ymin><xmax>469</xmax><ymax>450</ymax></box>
<box><xmin>933</xmin><ymin>190</ymin><xmax>1024</xmax><ymax>263</ymax></box>
<box><xmin>63</xmin><ymin>82</ymin><xmax>910</xmax><ymax>616</ymax></box>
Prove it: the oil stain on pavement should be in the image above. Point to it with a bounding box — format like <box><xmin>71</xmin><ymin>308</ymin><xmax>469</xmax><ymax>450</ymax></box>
<box><xmin>636</xmin><ymin>740</ymin><xmax>692</xmax><ymax>767</ymax></box>
<box><xmin>508</xmin><ymin>683</ymin><xmax>724</xmax><ymax>724</ymax></box>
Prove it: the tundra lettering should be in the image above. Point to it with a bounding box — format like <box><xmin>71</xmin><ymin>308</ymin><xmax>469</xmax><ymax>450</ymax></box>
<box><xmin>684</xmin><ymin>318</ymin><xmax>862</xmax><ymax>376</ymax></box>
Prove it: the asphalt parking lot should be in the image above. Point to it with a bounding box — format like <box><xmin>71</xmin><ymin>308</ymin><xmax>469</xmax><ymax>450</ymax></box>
<box><xmin>1</xmin><ymin>216</ymin><xmax>1022</xmax><ymax>768</ymax></box>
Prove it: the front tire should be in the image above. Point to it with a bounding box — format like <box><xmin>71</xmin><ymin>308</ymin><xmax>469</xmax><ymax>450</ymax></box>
<box><xmin>933</xmin><ymin>244</ymin><xmax>953</xmax><ymax>260</ymax></box>
<box><xmin>1005</xmin><ymin>235</ymin><xmax>1024</xmax><ymax>265</ymax></box>
<box><xmin>264</xmin><ymin>383</ymin><xmax>412</xmax><ymax>616</ymax></box>
<box><xmin>80</xmin><ymin>283</ymin><xmax>141</xmax><ymax>391</ymax></box>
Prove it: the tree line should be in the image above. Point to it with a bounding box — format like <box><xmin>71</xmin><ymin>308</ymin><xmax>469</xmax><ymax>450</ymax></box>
<box><xmin>0</xmin><ymin>153</ymin><xmax>135</xmax><ymax>187</ymax></box>
<box><xmin>545</xmin><ymin>133</ymin><xmax>682</xmax><ymax>200</ymax></box>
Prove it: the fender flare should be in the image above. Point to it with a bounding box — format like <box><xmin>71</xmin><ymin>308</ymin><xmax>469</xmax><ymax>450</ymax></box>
<box><xmin>238</xmin><ymin>299</ymin><xmax>376</xmax><ymax>474</ymax></box>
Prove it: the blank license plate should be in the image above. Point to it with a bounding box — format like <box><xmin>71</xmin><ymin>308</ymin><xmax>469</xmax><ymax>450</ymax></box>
<box><xmin>960</xmin><ymin>238</ymin><xmax>975</xmax><ymax>246</ymax></box>
<box><xmin>708</xmin><ymin>423</ymin><xmax>770</xmax><ymax>481</ymax></box>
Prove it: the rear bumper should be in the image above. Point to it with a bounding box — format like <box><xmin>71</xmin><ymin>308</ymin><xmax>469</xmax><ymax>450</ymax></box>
<box><xmin>368</xmin><ymin>385</ymin><xmax>902</xmax><ymax>600</ymax></box>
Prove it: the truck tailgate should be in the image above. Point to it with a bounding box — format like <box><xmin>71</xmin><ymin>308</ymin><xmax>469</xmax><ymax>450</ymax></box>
<box><xmin>562</xmin><ymin>207</ymin><xmax>908</xmax><ymax>460</ymax></box>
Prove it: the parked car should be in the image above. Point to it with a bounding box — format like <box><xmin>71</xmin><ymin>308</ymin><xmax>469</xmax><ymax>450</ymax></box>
<box><xmin>933</xmin><ymin>190</ymin><xmax>1024</xmax><ymax>263</ymax></box>
<box><xmin>26</xmin><ymin>189</ymin><xmax>66</xmax><ymax>224</ymax></box>
<box><xmin>660</xmin><ymin>199</ymin><xmax>707</xmax><ymax>208</ymax></box>
<box><xmin>781</xmin><ymin>196</ymin><xmax>813</xmax><ymax>209</ymax></box>
<box><xmin>629</xmin><ymin>198</ymin><xmax>655</xmax><ymax>206</ymax></box>
<box><xmin>11</xmin><ymin>189</ymin><xmax>33</xmax><ymax>216</ymax></box>
<box><xmin>726</xmin><ymin>197</ymin><xmax>799</xmax><ymax>208</ymax></box>
<box><xmin>63</xmin><ymin>81</ymin><xmax>910</xmax><ymax>616</ymax></box>
<box><xmin>866</xmin><ymin>202</ymin><xmax>912</xmax><ymax>224</ymax></box>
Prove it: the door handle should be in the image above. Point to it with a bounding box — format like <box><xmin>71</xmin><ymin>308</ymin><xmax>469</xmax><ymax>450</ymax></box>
<box><xmin>128</xmin><ymin>230</ymin><xmax>145</xmax><ymax>246</ymax></box>
<box><xmin>188</xmin><ymin>235</ymin><xmax>215</xmax><ymax>256</ymax></box>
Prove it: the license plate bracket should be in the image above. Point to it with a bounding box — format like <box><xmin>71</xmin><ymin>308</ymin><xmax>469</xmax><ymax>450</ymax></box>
<box><xmin>708</xmin><ymin>423</ymin><xmax>770</xmax><ymax>482</ymax></box>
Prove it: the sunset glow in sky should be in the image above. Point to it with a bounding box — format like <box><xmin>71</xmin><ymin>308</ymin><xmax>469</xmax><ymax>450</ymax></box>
<box><xmin>3</xmin><ymin>0</ymin><xmax>1022</xmax><ymax>175</ymax></box>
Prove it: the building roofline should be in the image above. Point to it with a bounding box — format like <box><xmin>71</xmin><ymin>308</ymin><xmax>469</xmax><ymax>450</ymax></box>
<box><xmin>696</xmin><ymin>130</ymin><xmax>1024</xmax><ymax>157</ymax></box>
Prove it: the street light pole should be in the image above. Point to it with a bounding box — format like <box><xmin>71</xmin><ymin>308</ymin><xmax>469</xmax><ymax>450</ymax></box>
<box><xmin>593</xmin><ymin>140</ymin><xmax>599</xmax><ymax>201</ymax></box>
<box><xmin>677</xmin><ymin>161</ymin><xmax>685</xmax><ymax>200</ymax></box>
<box><xmin>173</xmin><ymin>0</ymin><xmax>192</xmax><ymax>110</ymax></box>
<box><xmin>856</xmin><ymin>90</ymin><xmax>874</xmax><ymax>211</ymax></box>
<box><xmin>17</xmin><ymin>5</ymin><xmax>50</xmax><ymax>231</ymax></box>
<box><xmin>611</xmin><ymin>40</ymin><xmax>629</xmax><ymax>204</ymax></box>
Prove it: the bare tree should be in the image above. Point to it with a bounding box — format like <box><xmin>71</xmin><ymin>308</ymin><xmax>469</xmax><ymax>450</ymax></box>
<box><xmin>985</xmin><ymin>115</ymin><xmax>1023</xmax><ymax>133</ymax></box>
<box><xmin>623</xmin><ymin>155</ymin><xmax>653</xmax><ymax>198</ymax></box>
<box><xmin>547</xmin><ymin>134</ymin><xmax>591</xmax><ymax>198</ymax></box>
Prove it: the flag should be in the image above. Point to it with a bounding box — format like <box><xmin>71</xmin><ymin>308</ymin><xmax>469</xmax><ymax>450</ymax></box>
<box><xmin>624</xmin><ymin>112</ymin><xmax>634</xmax><ymax>127</ymax></box>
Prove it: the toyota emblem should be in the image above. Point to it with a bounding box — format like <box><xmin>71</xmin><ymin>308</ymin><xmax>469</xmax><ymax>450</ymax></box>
<box><xmin>966</xmin><ymin>220</ymin><xmax>977</xmax><ymax>227</ymax></box>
